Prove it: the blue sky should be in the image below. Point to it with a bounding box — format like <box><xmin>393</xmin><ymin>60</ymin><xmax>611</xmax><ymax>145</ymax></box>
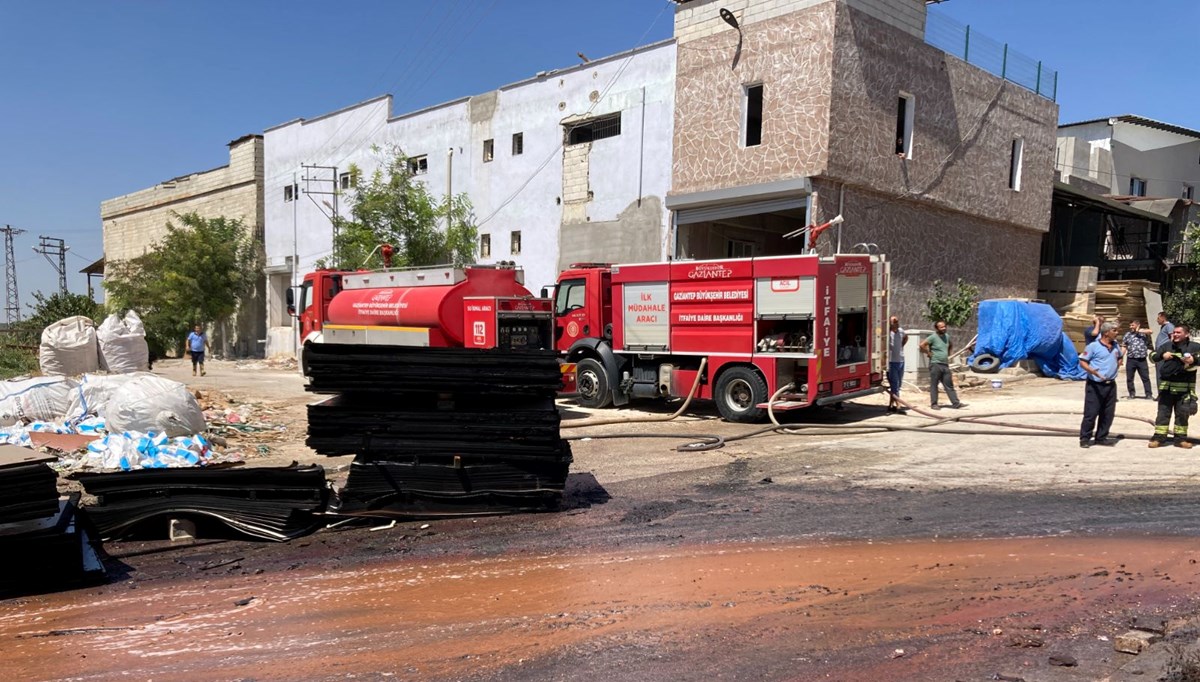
<box><xmin>0</xmin><ymin>0</ymin><xmax>1195</xmax><ymax>310</ymax></box>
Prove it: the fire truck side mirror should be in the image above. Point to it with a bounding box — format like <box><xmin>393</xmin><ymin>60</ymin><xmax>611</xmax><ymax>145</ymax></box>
<box><xmin>286</xmin><ymin>288</ymin><xmax>296</xmax><ymax>316</ymax></box>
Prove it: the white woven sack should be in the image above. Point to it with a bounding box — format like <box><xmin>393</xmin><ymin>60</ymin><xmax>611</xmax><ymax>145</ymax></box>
<box><xmin>104</xmin><ymin>375</ymin><xmax>206</xmax><ymax>437</ymax></box>
<box><xmin>40</xmin><ymin>316</ymin><xmax>99</xmax><ymax>376</ymax></box>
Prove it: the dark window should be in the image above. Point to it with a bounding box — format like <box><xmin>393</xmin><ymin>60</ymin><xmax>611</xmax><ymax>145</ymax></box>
<box><xmin>744</xmin><ymin>84</ymin><xmax>763</xmax><ymax>147</ymax></box>
<box><xmin>339</xmin><ymin>172</ymin><xmax>355</xmax><ymax>190</ymax></box>
<box><xmin>510</xmin><ymin>230</ymin><xmax>522</xmax><ymax>255</ymax></box>
<box><xmin>565</xmin><ymin>113</ymin><xmax>622</xmax><ymax>145</ymax></box>
<box><xmin>407</xmin><ymin>155</ymin><xmax>428</xmax><ymax>175</ymax></box>
<box><xmin>895</xmin><ymin>94</ymin><xmax>914</xmax><ymax>157</ymax></box>
<box><xmin>480</xmin><ymin>233</ymin><xmax>491</xmax><ymax>258</ymax></box>
<box><xmin>483</xmin><ymin>139</ymin><xmax>494</xmax><ymax>162</ymax></box>
<box><xmin>284</xmin><ymin>184</ymin><xmax>296</xmax><ymax>202</ymax></box>
<box><xmin>1185</xmin><ymin>185</ymin><xmax>1195</xmax><ymax>200</ymax></box>
<box><xmin>1009</xmin><ymin>138</ymin><xmax>1024</xmax><ymax>191</ymax></box>
<box><xmin>512</xmin><ymin>132</ymin><xmax>524</xmax><ymax>155</ymax></box>
<box><xmin>1130</xmin><ymin>177</ymin><xmax>1147</xmax><ymax>196</ymax></box>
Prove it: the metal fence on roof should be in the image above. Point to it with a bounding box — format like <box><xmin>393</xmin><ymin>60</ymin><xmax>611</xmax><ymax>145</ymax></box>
<box><xmin>925</xmin><ymin>11</ymin><xmax>1058</xmax><ymax>101</ymax></box>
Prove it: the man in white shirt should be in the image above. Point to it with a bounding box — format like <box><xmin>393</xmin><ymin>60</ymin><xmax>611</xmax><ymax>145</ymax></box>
<box><xmin>886</xmin><ymin>316</ymin><xmax>908</xmax><ymax>413</ymax></box>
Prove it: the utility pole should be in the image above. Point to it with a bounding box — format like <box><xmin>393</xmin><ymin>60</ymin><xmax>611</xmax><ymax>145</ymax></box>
<box><xmin>33</xmin><ymin>236</ymin><xmax>68</xmax><ymax>294</ymax></box>
<box><xmin>0</xmin><ymin>225</ymin><xmax>24</xmax><ymax>323</ymax></box>
<box><xmin>300</xmin><ymin>163</ymin><xmax>340</xmax><ymax>262</ymax></box>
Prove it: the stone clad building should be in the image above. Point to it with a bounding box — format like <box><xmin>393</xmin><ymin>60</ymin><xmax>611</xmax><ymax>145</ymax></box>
<box><xmin>99</xmin><ymin>134</ymin><xmax>266</xmax><ymax>356</ymax></box>
<box><xmin>667</xmin><ymin>0</ymin><xmax>1058</xmax><ymax>323</ymax></box>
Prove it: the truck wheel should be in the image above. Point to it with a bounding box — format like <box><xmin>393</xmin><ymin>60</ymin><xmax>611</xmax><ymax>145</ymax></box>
<box><xmin>575</xmin><ymin>358</ymin><xmax>613</xmax><ymax>409</ymax></box>
<box><xmin>715</xmin><ymin>367</ymin><xmax>768</xmax><ymax>423</ymax></box>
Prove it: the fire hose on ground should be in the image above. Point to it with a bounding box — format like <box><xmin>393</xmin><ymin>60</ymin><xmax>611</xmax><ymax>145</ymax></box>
<box><xmin>562</xmin><ymin>366</ymin><xmax>1158</xmax><ymax>453</ymax></box>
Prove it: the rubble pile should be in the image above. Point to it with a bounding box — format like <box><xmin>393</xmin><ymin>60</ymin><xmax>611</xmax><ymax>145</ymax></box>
<box><xmin>305</xmin><ymin>343</ymin><xmax>571</xmax><ymax>516</ymax></box>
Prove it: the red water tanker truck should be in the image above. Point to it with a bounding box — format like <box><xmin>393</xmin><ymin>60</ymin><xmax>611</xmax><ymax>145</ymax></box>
<box><xmin>292</xmin><ymin>252</ymin><xmax>890</xmax><ymax>423</ymax></box>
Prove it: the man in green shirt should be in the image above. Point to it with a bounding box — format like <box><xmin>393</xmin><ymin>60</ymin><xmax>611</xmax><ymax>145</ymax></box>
<box><xmin>919</xmin><ymin>320</ymin><xmax>964</xmax><ymax>410</ymax></box>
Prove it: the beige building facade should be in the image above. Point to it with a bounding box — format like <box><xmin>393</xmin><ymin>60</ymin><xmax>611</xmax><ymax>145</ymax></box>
<box><xmin>99</xmin><ymin>134</ymin><xmax>266</xmax><ymax>356</ymax></box>
<box><xmin>667</xmin><ymin>0</ymin><xmax>1058</xmax><ymax>324</ymax></box>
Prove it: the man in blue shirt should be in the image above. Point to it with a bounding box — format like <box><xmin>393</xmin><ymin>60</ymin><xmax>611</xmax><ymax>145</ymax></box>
<box><xmin>186</xmin><ymin>324</ymin><xmax>209</xmax><ymax>377</ymax></box>
<box><xmin>1078</xmin><ymin>321</ymin><xmax>1123</xmax><ymax>448</ymax></box>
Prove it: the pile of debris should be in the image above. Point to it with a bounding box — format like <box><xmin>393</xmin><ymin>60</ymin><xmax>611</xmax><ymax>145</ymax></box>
<box><xmin>305</xmin><ymin>343</ymin><xmax>571</xmax><ymax>516</ymax></box>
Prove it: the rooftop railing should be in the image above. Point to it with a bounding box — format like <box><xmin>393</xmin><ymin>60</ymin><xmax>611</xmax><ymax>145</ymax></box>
<box><xmin>925</xmin><ymin>11</ymin><xmax>1058</xmax><ymax>101</ymax></box>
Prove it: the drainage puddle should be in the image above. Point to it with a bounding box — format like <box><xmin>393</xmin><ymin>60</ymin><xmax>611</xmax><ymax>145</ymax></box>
<box><xmin>2</xmin><ymin>536</ymin><xmax>1199</xmax><ymax>680</ymax></box>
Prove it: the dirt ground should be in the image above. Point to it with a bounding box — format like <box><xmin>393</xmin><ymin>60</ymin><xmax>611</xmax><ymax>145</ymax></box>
<box><xmin>6</xmin><ymin>358</ymin><xmax>1200</xmax><ymax>681</ymax></box>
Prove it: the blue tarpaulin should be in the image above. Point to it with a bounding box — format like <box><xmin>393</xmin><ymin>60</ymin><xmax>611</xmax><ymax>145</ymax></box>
<box><xmin>969</xmin><ymin>299</ymin><xmax>1087</xmax><ymax>380</ymax></box>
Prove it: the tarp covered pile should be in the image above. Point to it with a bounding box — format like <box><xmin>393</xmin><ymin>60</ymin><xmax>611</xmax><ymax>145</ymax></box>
<box><xmin>305</xmin><ymin>343</ymin><xmax>571</xmax><ymax>516</ymax></box>
<box><xmin>969</xmin><ymin>300</ymin><xmax>1088</xmax><ymax>380</ymax></box>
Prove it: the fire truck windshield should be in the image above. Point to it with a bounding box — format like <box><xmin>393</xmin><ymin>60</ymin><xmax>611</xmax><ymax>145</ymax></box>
<box><xmin>555</xmin><ymin>278</ymin><xmax>586</xmax><ymax>315</ymax></box>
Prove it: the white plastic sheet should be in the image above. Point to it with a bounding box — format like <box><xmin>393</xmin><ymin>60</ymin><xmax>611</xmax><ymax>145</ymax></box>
<box><xmin>39</xmin><ymin>316</ymin><xmax>100</xmax><ymax>376</ymax></box>
<box><xmin>97</xmin><ymin>311</ymin><xmax>150</xmax><ymax>373</ymax></box>
<box><xmin>104</xmin><ymin>375</ymin><xmax>207</xmax><ymax>437</ymax></box>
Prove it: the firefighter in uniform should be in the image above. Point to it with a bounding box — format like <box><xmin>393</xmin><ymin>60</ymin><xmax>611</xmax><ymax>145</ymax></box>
<box><xmin>1148</xmin><ymin>324</ymin><xmax>1200</xmax><ymax>449</ymax></box>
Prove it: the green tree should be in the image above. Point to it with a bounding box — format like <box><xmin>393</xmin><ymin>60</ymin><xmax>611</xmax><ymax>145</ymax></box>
<box><xmin>923</xmin><ymin>278</ymin><xmax>980</xmax><ymax>328</ymax></box>
<box><xmin>1164</xmin><ymin>221</ymin><xmax>1200</xmax><ymax>329</ymax></box>
<box><xmin>12</xmin><ymin>291</ymin><xmax>103</xmax><ymax>346</ymax></box>
<box><xmin>319</xmin><ymin>145</ymin><xmax>478</xmax><ymax>270</ymax></box>
<box><xmin>103</xmin><ymin>212</ymin><xmax>260</xmax><ymax>356</ymax></box>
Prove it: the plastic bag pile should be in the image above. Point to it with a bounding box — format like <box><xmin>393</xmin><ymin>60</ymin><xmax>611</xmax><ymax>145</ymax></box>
<box><xmin>0</xmin><ymin>373</ymin><xmax>225</xmax><ymax>472</ymax></box>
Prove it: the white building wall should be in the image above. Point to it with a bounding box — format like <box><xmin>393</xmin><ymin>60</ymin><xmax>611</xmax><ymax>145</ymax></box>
<box><xmin>263</xmin><ymin>41</ymin><xmax>676</xmax><ymax>355</ymax></box>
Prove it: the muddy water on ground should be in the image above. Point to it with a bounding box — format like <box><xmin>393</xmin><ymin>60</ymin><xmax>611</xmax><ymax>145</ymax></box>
<box><xmin>3</xmin><ymin>536</ymin><xmax>1200</xmax><ymax>681</ymax></box>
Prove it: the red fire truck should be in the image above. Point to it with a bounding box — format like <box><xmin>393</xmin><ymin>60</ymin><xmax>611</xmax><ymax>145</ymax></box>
<box><xmin>553</xmin><ymin>253</ymin><xmax>890</xmax><ymax>422</ymax></box>
<box><xmin>289</xmin><ymin>264</ymin><xmax>555</xmax><ymax>369</ymax></box>
<box><xmin>292</xmin><ymin>253</ymin><xmax>889</xmax><ymax>423</ymax></box>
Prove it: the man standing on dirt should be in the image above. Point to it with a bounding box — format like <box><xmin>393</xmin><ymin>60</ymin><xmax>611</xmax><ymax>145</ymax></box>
<box><xmin>920</xmin><ymin>321</ymin><xmax>964</xmax><ymax>410</ymax></box>
<box><xmin>186</xmin><ymin>324</ymin><xmax>209</xmax><ymax>377</ymax></box>
<box><xmin>887</xmin><ymin>316</ymin><xmax>908</xmax><ymax>413</ymax></box>
<box><xmin>1078</xmin><ymin>321</ymin><xmax>1123</xmax><ymax>448</ymax></box>
<box><xmin>1148</xmin><ymin>324</ymin><xmax>1200</xmax><ymax>449</ymax></box>
<box><xmin>1121</xmin><ymin>320</ymin><xmax>1154</xmax><ymax>400</ymax></box>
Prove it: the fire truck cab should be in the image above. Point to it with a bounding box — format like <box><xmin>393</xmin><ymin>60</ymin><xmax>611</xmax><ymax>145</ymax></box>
<box><xmin>553</xmin><ymin>253</ymin><xmax>890</xmax><ymax>422</ymax></box>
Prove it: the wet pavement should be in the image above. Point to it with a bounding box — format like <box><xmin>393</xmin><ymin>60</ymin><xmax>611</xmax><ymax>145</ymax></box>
<box><xmin>4</xmin><ymin>535</ymin><xmax>1200</xmax><ymax>681</ymax></box>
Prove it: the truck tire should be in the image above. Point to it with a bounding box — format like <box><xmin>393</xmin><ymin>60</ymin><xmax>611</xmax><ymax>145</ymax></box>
<box><xmin>575</xmin><ymin>358</ymin><xmax>613</xmax><ymax>409</ymax></box>
<box><xmin>970</xmin><ymin>353</ymin><xmax>1001</xmax><ymax>373</ymax></box>
<box><xmin>715</xmin><ymin>367</ymin><xmax>768</xmax><ymax>423</ymax></box>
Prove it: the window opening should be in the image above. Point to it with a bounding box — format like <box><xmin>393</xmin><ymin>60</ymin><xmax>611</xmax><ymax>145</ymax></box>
<box><xmin>565</xmin><ymin>113</ymin><xmax>622</xmax><ymax>145</ymax></box>
<box><xmin>1184</xmin><ymin>185</ymin><xmax>1194</xmax><ymax>200</ymax></box>
<box><xmin>895</xmin><ymin>93</ymin><xmax>914</xmax><ymax>158</ymax></box>
<box><xmin>1009</xmin><ymin>138</ymin><xmax>1024</xmax><ymax>191</ymax></box>
<box><xmin>1130</xmin><ymin>177</ymin><xmax>1147</xmax><ymax>196</ymax></box>
<box><xmin>284</xmin><ymin>184</ymin><xmax>296</xmax><ymax>202</ymax></box>
<box><xmin>407</xmin><ymin>155</ymin><xmax>428</xmax><ymax>175</ymax></box>
<box><xmin>483</xmin><ymin>139</ymin><xmax>494</xmax><ymax>162</ymax></box>
<box><xmin>339</xmin><ymin>172</ymin><xmax>355</xmax><ymax>190</ymax></box>
<box><xmin>510</xmin><ymin>230</ymin><xmax>522</xmax><ymax>255</ymax></box>
<box><xmin>744</xmin><ymin>84</ymin><xmax>763</xmax><ymax>147</ymax></box>
<box><xmin>480</xmin><ymin>233</ymin><xmax>491</xmax><ymax>258</ymax></box>
<box><xmin>512</xmin><ymin>132</ymin><xmax>524</xmax><ymax>155</ymax></box>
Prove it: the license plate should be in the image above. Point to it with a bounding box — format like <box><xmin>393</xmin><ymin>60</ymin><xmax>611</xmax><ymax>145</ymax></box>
<box><xmin>841</xmin><ymin>379</ymin><xmax>860</xmax><ymax>391</ymax></box>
